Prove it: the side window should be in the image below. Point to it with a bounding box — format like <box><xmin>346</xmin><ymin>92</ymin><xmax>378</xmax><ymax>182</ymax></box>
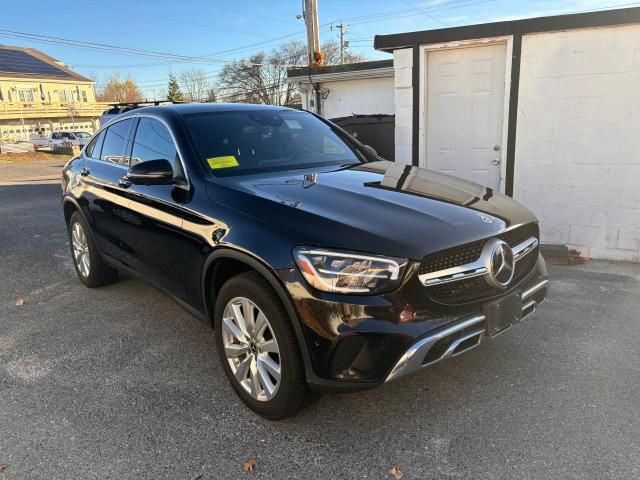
<box><xmin>85</xmin><ymin>130</ymin><xmax>106</xmax><ymax>159</ymax></box>
<box><xmin>130</xmin><ymin>118</ymin><xmax>178</xmax><ymax>167</ymax></box>
<box><xmin>100</xmin><ymin>119</ymin><xmax>133</xmax><ymax>166</ymax></box>
<box><xmin>51</xmin><ymin>132</ymin><xmax>59</xmax><ymax>140</ymax></box>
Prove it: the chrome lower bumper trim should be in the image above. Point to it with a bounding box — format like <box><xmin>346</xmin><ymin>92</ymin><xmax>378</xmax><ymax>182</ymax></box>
<box><xmin>385</xmin><ymin>279</ymin><xmax>549</xmax><ymax>383</ymax></box>
<box><xmin>385</xmin><ymin>314</ymin><xmax>486</xmax><ymax>383</ymax></box>
<box><xmin>522</xmin><ymin>279</ymin><xmax>549</xmax><ymax>300</ymax></box>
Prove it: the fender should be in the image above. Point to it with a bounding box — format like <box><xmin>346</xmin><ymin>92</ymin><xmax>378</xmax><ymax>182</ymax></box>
<box><xmin>200</xmin><ymin>247</ymin><xmax>324</xmax><ymax>388</ymax></box>
<box><xmin>62</xmin><ymin>195</ymin><xmax>90</xmax><ymax>225</ymax></box>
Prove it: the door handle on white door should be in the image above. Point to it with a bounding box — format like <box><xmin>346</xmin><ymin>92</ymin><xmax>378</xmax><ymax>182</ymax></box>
<box><xmin>492</xmin><ymin>159</ymin><xmax>501</xmax><ymax>165</ymax></box>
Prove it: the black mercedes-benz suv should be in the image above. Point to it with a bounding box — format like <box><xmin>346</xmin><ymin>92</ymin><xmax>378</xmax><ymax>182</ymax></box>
<box><xmin>61</xmin><ymin>104</ymin><xmax>548</xmax><ymax>419</ymax></box>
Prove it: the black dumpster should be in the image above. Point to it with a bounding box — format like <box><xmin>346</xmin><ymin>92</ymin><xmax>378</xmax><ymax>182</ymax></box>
<box><xmin>330</xmin><ymin>114</ymin><xmax>395</xmax><ymax>162</ymax></box>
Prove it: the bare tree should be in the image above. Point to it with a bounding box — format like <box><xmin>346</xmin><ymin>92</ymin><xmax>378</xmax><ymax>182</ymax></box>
<box><xmin>218</xmin><ymin>52</ymin><xmax>294</xmax><ymax>105</ymax></box>
<box><xmin>66</xmin><ymin>101</ymin><xmax>78</xmax><ymax>129</ymax></box>
<box><xmin>179</xmin><ymin>68</ymin><xmax>213</xmax><ymax>102</ymax></box>
<box><xmin>321</xmin><ymin>40</ymin><xmax>367</xmax><ymax>65</ymax></box>
<box><xmin>217</xmin><ymin>40</ymin><xmax>367</xmax><ymax>106</ymax></box>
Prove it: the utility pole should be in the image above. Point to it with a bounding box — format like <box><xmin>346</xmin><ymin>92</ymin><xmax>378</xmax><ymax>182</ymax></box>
<box><xmin>331</xmin><ymin>20</ymin><xmax>349</xmax><ymax>64</ymax></box>
<box><xmin>303</xmin><ymin>0</ymin><xmax>321</xmax><ymax>67</ymax></box>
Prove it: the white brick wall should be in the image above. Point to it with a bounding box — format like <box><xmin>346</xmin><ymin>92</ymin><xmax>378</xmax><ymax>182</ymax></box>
<box><xmin>393</xmin><ymin>48</ymin><xmax>413</xmax><ymax>165</ymax></box>
<box><xmin>514</xmin><ymin>25</ymin><xmax>640</xmax><ymax>262</ymax></box>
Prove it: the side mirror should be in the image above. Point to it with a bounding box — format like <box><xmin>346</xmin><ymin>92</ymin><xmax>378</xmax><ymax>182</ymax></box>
<box><xmin>363</xmin><ymin>144</ymin><xmax>378</xmax><ymax>157</ymax></box>
<box><xmin>126</xmin><ymin>159</ymin><xmax>174</xmax><ymax>185</ymax></box>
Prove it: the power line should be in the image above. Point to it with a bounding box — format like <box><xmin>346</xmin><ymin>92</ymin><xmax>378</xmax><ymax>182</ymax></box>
<box><xmin>399</xmin><ymin>0</ymin><xmax>450</xmax><ymax>27</ymax></box>
<box><xmin>12</xmin><ymin>0</ymin><xmax>632</xmax><ymax>85</ymax></box>
<box><xmin>346</xmin><ymin>0</ymin><xmax>498</xmax><ymax>27</ymax></box>
<box><xmin>0</xmin><ymin>30</ymin><xmax>304</xmax><ymax>68</ymax></box>
<box><xmin>82</xmin><ymin>0</ymin><xmax>278</xmax><ymax>40</ymax></box>
<box><xmin>566</xmin><ymin>0</ymin><xmax>640</xmax><ymax>13</ymax></box>
<box><xmin>330</xmin><ymin>0</ymin><xmax>488</xmax><ymax>24</ymax></box>
<box><xmin>127</xmin><ymin>1</ymin><xmax>640</xmax><ymax>101</ymax></box>
<box><xmin>138</xmin><ymin>0</ymin><xmax>498</xmax><ymax>63</ymax></box>
<box><xmin>46</xmin><ymin>0</ymin><xmax>500</xmax><ymax>72</ymax></box>
<box><xmin>124</xmin><ymin>49</ymin><xmax>312</xmax><ymax>89</ymax></box>
<box><xmin>184</xmin><ymin>0</ymin><xmax>301</xmax><ymax>26</ymax></box>
<box><xmin>130</xmin><ymin>0</ymin><xmax>640</xmax><ymax>92</ymax></box>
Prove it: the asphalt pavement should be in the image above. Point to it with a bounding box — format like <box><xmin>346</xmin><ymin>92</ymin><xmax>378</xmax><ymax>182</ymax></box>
<box><xmin>1</xmin><ymin>162</ymin><xmax>639</xmax><ymax>479</ymax></box>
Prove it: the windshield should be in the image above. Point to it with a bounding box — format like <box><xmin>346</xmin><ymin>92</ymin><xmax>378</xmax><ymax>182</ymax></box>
<box><xmin>184</xmin><ymin>110</ymin><xmax>363</xmax><ymax>177</ymax></box>
<box><xmin>74</xmin><ymin>132</ymin><xmax>91</xmax><ymax>138</ymax></box>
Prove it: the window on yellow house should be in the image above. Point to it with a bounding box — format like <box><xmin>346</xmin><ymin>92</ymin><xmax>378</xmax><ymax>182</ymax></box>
<box><xmin>18</xmin><ymin>88</ymin><xmax>35</xmax><ymax>103</ymax></box>
<box><xmin>58</xmin><ymin>89</ymin><xmax>74</xmax><ymax>103</ymax></box>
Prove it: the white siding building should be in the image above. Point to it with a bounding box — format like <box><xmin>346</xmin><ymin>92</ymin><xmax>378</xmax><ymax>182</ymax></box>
<box><xmin>287</xmin><ymin>60</ymin><xmax>394</xmax><ymax>119</ymax></box>
<box><xmin>372</xmin><ymin>7</ymin><xmax>640</xmax><ymax>262</ymax></box>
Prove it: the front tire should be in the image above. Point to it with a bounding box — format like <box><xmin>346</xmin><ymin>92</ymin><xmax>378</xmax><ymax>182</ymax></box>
<box><xmin>68</xmin><ymin>211</ymin><xmax>118</xmax><ymax>288</ymax></box>
<box><xmin>214</xmin><ymin>271</ymin><xmax>316</xmax><ymax>420</ymax></box>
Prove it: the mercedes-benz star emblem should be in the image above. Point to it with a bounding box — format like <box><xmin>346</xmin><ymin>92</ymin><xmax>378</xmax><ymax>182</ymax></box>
<box><xmin>483</xmin><ymin>239</ymin><xmax>515</xmax><ymax>289</ymax></box>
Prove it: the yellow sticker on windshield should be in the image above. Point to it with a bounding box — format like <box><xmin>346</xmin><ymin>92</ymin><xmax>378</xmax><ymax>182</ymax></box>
<box><xmin>207</xmin><ymin>156</ymin><xmax>239</xmax><ymax>169</ymax></box>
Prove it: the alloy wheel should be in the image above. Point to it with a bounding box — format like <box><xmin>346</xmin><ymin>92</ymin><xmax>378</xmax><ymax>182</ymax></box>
<box><xmin>221</xmin><ymin>297</ymin><xmax>281</xmax><ymax>402</ymax></box>
<box><xmin>71</xmin><ymin>221</ymin><xmax>90</xmax><ymax>277</ymax></box>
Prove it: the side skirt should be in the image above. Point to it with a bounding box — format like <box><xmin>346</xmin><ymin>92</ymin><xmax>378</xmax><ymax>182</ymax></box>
<box><xmin>101</xmin><ymin>253</ymin><xmax>211</xmax><ymax>326</ymax></box>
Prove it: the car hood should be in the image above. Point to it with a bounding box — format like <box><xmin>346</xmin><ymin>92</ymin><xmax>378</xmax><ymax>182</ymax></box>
<box><xmin>207</xmin><ymin>161</ymin><xmax>537</xmax><ymax>260</ymax></box>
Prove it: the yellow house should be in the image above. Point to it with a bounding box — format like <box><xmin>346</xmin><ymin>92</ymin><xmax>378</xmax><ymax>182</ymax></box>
<box><xmin>0</xmin><ymin>45</ymin><xmax>111</xmax><ymax>141</ymax></box>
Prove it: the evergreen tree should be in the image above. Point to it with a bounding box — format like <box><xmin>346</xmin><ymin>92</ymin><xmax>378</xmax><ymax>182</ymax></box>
<box><xmin>167</xmin><ymin>73</ymin><xmax>183</xmax><ymax>102</ymax></box>
<box><xmin>205</xmin><ymin>88</ymin><xmax>217</xmax><ymax>102</ymax></box>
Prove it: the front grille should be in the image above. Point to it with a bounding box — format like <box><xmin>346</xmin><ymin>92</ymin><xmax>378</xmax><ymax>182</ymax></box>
<box><xmin>420</xmin><ymin>223</ymin><xmax>539</xmax><ymax>304</ymax></box>
<box><xmin>419</xmin><ymin>239</ymin><xmax>486</xmax><ymax>275</ymax></box>
<box><xmin>500</xmin><ymin>223</ymin><xmax>539</xmax><ymax>249</ymax></box>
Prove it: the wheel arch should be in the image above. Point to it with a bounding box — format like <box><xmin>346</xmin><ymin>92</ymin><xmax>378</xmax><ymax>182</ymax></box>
<box><xmin>62</xmin><ymin>196</ymin><xmax>91</xmax><ymax>226</ymax></box>
<box><xmin>63</xmin><ymin>196</ymin><xmax>79</xmax><ymax>224</ymax></box>
<box><xmin>201</xmin><ymin>248</ymin><xmax>316</xmax><ymax>383</ymax></box>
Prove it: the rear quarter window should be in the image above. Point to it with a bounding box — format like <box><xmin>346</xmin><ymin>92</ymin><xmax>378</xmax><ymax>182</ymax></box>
<box><xmin>100</xmin><ymin>119</ymin><xmax>133</xmax><ymax>166</ymax></box>
<box><xmin>85</xmin><ymin>130</ymin><xmax>106</xmax><ymax>159</ymax></box>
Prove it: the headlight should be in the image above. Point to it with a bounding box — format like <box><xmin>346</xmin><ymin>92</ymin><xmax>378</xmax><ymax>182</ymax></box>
<box><xmin>293</xmin><ymin>247</ymin><xmax>407</xmax><ymax>294</ymax></box>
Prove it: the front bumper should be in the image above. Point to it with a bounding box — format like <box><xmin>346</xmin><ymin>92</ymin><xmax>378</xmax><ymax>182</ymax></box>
<box><xmin>277</xmin><ymin>253</ymin><xmax>548</xmax><ymax>393</ymax></box>
<box><xmin>385</xmin><ymin>278</ymin><xmax>548</xmax><ymax>383</ymax></box>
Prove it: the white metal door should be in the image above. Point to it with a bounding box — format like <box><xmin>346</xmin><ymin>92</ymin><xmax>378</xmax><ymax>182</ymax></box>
<box><xmin>425</xmin><ymin>44</ymin><xmax>507</xmax><ymax>189</ymax></box>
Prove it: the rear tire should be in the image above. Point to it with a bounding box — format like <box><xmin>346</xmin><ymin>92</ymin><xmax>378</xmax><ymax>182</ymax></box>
<box><xmin>214</xmin><ymin>271</ymin><xmax>317</xmax><ymax>420</ymax></box>
<box><xmin>68</xmin><ymin>211</ymin><xmax>118</xmax><ymax>288</ymax></box>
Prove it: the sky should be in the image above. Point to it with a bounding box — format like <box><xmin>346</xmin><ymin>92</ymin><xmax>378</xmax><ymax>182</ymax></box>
<box><xmin>1</xmin><ymin>0</ymin><xmax>637</xmax><ymax>99</ymax></box>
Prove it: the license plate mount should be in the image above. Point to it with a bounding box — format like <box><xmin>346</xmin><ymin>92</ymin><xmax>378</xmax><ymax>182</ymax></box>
<box><xmin>484</xmin><ymin>292</ymin><xmax>523</xmax><ymax>337</ymax></box>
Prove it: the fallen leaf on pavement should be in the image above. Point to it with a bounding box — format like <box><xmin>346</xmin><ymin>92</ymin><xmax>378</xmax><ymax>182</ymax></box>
<box><xmin>0</xmin><ymin>464</ymin><xmax>6</xmax><ymax>472</ymax></box>
<box><xmin>243</xmin><ymin>458</ymin><xmax>258</xmax><ymax>473</ymax></box>
<box><xmin>389</xmin><ymin>466</ymin><xmax>403</xmax><ymax>479</ymax></box>
<box><xmin>15</xmin><ymin>298</ymin><xmax>25</xmax><ymax>306</ymax></box>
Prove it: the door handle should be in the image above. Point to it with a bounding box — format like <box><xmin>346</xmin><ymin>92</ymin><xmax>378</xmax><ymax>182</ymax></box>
<box><xmin>118</xmin><ymin>177</ymin><xmax>132</xmax><ymax>189</ymax></box>
<box><xmin>492</xmin><ymin>159</ymin><xmax>501</xmax><ymax>165</ymax></box>
<box><xmin>80</xmin><ymin>167</ymin><xmax>90</xmax><ymax>176</ymax></box>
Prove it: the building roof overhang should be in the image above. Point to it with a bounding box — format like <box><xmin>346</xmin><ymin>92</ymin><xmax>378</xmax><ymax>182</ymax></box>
<box><xmin>287</xmin><ymin>59</ymin><xmax>393</xmax><ymax>84</ymax></box>
<box><xmin>374</xmin><ymin>6</ymin><xmax>640</xmax><ymax>51</ymax></box>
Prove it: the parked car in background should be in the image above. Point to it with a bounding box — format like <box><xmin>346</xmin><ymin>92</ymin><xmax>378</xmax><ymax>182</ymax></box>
<box><xmin>61</xmin><ymin>103</ymin><xmax>548</xmax><ymax>420</ymax></box>
<box><xmin>31</xmin><ymin>135</ymin><xmax>52</xmax><ymax>149</ymax></box>
<box><xmin>33</xmin><ymin>131</ymin><xmax>92</xmax><ymax>150</ymax></box>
